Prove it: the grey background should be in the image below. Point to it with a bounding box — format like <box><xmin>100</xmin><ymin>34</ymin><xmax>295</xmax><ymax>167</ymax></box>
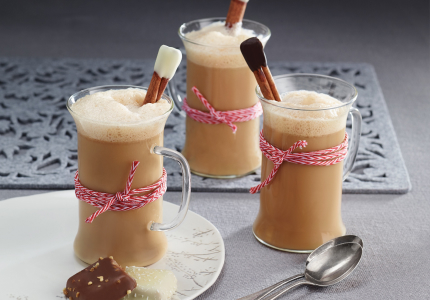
<box><xmin>0</xmin><ymin>0</ymin><xmax>429</xmax><ymax>299</ymax></box>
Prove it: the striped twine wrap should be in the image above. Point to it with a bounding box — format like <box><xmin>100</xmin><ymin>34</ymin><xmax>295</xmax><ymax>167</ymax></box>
<box><xmin>74</xmin><ymin>161</ymin><xmax>167</xmax><ymax>223</ymax></box>
<box><xmin>250</xmin><ymin>131</ymin><xmax>348</xmax><ymax>194</ymax></box>
<box><xmin>182</xmin><ymin>86</ymin><xmax>263</xmax><ymax>134</ymax></box>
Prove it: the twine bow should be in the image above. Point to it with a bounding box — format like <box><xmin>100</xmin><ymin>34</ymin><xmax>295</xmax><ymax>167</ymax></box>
<box><xmin>74</xmin><ymin>161</ymin><xmax>167</xmax><ymax>223</ymax></box>
<box><xmin>182</xmin><ymin>86</ymin><xmax>263</xmax><ymax>133</ymax></box>
<box><xmin>250</xmin><ymin>131</ymin><xmax>348</xmax><ymax>194</ymax></box>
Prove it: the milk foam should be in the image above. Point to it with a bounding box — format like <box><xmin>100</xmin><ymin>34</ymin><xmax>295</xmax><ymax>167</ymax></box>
<box><xmin>70</xmin><ymin>88</ymin><xmax>171</xmax><ymax>142</ymax></box>
<box><xmin>184</xmin><ymin>21</ymin><xmax>261</xmax><ymax>68</ymax></box>
<box><xmin>264</xmin><ymin>91</ymin><xmax>349</xmax><ymax>137</ymax></box>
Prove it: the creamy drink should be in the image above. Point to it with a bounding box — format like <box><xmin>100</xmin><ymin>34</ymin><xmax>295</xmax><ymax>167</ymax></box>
<box><xmin>69</xmin><ymin>87</ymin><xmax>172</xmax><ymax>267</ymax></box>
<box><xmin>254</xmin><ymin>90</ymin><xmax>352</xmax><ymax>251</ymax></box>
<box><xmin>179</xmin><ymin>20</ymin><xmax>270</xmax><ymax>177</ymax></box>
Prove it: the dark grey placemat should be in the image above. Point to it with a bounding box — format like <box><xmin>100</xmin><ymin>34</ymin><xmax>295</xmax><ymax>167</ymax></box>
<box><xmin>0</xmin><ymin>57</ymin><xmax>410</xmax><ymax>193</ymax></box>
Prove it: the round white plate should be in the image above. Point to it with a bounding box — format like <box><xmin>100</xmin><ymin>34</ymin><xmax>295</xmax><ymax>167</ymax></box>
<box><xmin>0</xmin><ymin>190</ymin><xmax>224</xmax><ymax>300</ymax></box>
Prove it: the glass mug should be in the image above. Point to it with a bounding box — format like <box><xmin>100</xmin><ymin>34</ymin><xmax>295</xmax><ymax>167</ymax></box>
<box><xmin>253</xmin><ymin>74</ymin><xmax>362</xmax><ymax>253</ymax></box>
<box><xmin>168</xmin><ymin>18</ymin><xmax>271</xmax><ymax>178</ymax></box>
<box><xmin>67</xmin><ymin>85</ymin><xmax>191</xmax><ymax>267</ymax></box>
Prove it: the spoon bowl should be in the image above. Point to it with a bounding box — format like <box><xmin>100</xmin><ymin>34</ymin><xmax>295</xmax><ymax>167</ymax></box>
<box><xmin>306</xmin><ymin>234</ymin><xmax>363</xmax><ymax>265</ymax></box>
<box><xmin>237</xmin><ymin>235</ymin><xmax>363</xmax><ymax>300</ymax></box>
<box><xmin>305</xmin><ymin>242</ymin><xmax>363</xmax><ymax>286</ymax></box>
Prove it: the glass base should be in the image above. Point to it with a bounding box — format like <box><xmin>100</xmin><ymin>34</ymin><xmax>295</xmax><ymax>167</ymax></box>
<box><xmin>190</xmin><ymin>167</ymin><xmax>260</xmax><ymax>179</ymax></box>
<box><xmin>252</xmin><ymin>229</ymin><xmax>314</xmax><ymax>254</ymax></box>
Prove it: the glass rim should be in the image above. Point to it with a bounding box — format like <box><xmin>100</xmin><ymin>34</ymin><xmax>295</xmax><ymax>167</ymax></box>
<box><xmin>67</xmin><ymin>85</ymin><xmax>174</xmax><ymax>126</ymax></box>
<box><xmin>178</xmin><ymin>17</ymin><xmax>271</xmax><ymax>48</ymax></box>
<box><xmin>256</xmin><ymin>73</ymin><xmax>358</xmax><ymax>111</ymax></box>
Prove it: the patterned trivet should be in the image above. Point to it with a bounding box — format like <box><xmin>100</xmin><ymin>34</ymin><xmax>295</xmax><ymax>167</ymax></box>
<box><xmin>0</xmin><ymin>57</ymin><xmax>410</xmax><ymax>193</ymax></box>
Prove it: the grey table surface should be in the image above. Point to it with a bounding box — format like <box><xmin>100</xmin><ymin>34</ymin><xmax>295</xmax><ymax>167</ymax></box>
<box><xmin>0</xmin><ymin>0</ymin><xmax>429</xmax><ymax>299</ymax></box>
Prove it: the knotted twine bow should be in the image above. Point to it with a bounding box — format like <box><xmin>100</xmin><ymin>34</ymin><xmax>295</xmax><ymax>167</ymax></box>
<box><xmin>182</xmin><ymin>86</ymin><xmax>263</xmax><ymax>133</ymax></box>
<box><xmin>74</xmin><ymin>161</ymin><xmax>167</xmax><ymax>223</ymax></box>
<box><xmin>250</xmin><ymin>131</ymin><xmax>348</xmax><ymax>194</ymax></box>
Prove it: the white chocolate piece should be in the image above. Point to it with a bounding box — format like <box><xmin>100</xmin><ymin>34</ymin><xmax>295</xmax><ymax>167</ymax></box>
<box><xmin>154</xmin><ymin>45</ymin><xmax>182</xmax><ymax>79</ymax></box>
<box><xmin>123</xmin><ymin>267</ymin><xmax>177</xmax><ymax>300</ymax></box>
<box><xmin>239</xmin><ymin>0</ymin><xmax>249</xmax><ymax>2</ymax></box>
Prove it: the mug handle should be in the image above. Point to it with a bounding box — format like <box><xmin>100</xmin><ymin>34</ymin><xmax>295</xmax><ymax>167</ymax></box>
<box><xmin>150</xmin><ymin>146</ymin><xmax>191</xmax><ymax>231</ymax></box>
<box><xmin>343</xmin><ymin>107</ymin><xmax>362</xmax><ymax>180</ymax></box>
<box><xmin>167</xmin><ymin>77</ymin><xmax>187</xmax><ymax>118</ymax></box>
<box><xmin>167</xmin><ymin>48</ymin><xmax>187</xmax><ymax>117</ymax></box>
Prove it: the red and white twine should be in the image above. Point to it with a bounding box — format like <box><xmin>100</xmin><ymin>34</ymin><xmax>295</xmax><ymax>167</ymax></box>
<box><xmin>74</xmin><ymin>161</ymin><xmax>167</xmax><ymax>223</ymax></box>
<box><xmin>250</xmin><ymin>131</ymin><xmax>348</xmax><ymax>194</ymax></box>
<box><xmin>182</xmin><ymin>86</ymin><xmax>263</xmax><ymax>133</ymax></box>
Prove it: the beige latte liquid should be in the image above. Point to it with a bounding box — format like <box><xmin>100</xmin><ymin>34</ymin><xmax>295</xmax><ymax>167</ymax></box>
<box><xmin>253</xmin><ymin>91</ymin><xmax>349</xmax><ymax>251</ymax></box>
<box><xmin>181</xmin><ymin>22</ymin><xmax>263</xmax><ymax>177</ymax></box>
<box><xmin>74</xmin><ymin>133</ymin><xmax>167</xmax><ymax>267</ymax></box>
<box><xmin>69</xmin><ymin>88</ymin><xmax>171</xmax><ymax>266</ymax></box>
<box><xmin>182</xmin><ymin>60</ymin><xmax>260</xmax><ymax>176</ymax></box>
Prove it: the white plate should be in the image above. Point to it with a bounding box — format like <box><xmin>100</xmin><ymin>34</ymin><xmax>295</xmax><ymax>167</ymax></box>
<box><xmin>0</xmin><ymin>190</ymin><xmax>224</xmax><ymax>300</ymax></box>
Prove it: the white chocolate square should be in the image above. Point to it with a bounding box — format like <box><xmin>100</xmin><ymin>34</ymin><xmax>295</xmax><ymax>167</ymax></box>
<box><xmin>123</xmin><ymin>267</ymin><xmax>177</xmax><ymax>300</ymax></box>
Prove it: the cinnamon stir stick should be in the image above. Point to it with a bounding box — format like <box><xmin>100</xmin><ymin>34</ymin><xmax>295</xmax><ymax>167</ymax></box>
<box><xmin>225</xmin><ymin>0</ymin><xmax>248</xmax><ymax>28</ymax></box>
<box><xmin>240</xmin><ymin>37</ymin><xmax>281</xmax><ymax>101</ymax></box>
<box><xmin>143</xmin><ymin>45</ymin><xmax>182</xmax><ymax>105</ymax></box>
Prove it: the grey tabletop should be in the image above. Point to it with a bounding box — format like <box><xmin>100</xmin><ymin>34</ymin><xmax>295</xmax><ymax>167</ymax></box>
<box><xmin>0</xmin><ymin>0</ymin><xmax>429</xmax><ymax>299</ymax></box>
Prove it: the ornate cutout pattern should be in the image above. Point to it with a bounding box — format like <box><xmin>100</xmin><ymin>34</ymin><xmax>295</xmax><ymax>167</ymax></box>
<box><xmin>0</xmin><ymin>58</ymin><xmax>410</xmax><ymax>193</ymax></box>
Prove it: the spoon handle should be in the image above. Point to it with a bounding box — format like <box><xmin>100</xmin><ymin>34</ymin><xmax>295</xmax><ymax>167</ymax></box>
<box><xmin>263</xmin><ymin>280</ymin><xmax>309</xmax><ymax>300</ymax></box>
<box><xmin>236</xmin><ymin>274</ymin><xmax>304</xmax><ymax>300</ymax></box>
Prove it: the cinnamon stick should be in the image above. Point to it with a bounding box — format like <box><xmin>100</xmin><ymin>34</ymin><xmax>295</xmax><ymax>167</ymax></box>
<box><xmin>143</xmin><ymin>71</ymin><xmax>161</xmax><ymax>104</ymax></box>
<box><xmin>225</xmin><ymin>0</ymin><xmax>248</xmax><ymax>28</ymax></box>
<box><xmin>254</xmin><ymin>69</ymin><xmax>274</xmax><ymax>100</ymax></box>
<box><xmin>262</xmin><ymin>66</ymin><xmax>281</xmax><ymax>102</ymax></box>
<box><xmin>156</xmin><ymin>77</ymin><xmax>169</xmax><ymax>102</ymax></box>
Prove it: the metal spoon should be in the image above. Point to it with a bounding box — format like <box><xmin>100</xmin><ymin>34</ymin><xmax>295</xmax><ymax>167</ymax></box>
<box><xmin>237</xmin><ymin>235</ymin><xmax>363</xmax><ymax>300</ymax></box>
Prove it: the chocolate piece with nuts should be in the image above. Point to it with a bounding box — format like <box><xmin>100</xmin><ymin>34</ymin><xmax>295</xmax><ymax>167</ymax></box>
<box><xmin>63</xmin><ymin>257</ymin><xmax>136</xmax><ymax>300</ymax></box>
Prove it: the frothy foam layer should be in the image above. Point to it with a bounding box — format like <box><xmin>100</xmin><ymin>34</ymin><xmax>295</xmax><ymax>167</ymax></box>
<box><xmin>184</xmin><ymin>21</ymin><xmax>261</xmax><ymax>68</ymax></box>
<box><xmin>70</xmin><ymin>88</ymin><xmax>171</xmax><ymax>142</ymax></box>
<box><xmin>263</xmin><ymin>91</ymin><xmax>349</xmax><ymax>137</ymax></box>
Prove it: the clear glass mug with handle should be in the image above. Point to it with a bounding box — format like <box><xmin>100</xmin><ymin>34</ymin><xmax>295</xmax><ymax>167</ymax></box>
<box><xmin>67</xmin><ymin>85</ymin><xmax>191</xmax><ymax>267</ymax></box>
<box><xmin>168</xmin><ymin>17</ymin><xmax>271</xmax><ymax>178</ymax></box>
<box><xmin>253</xmin><ymin>74</ymin><xmax>362</xmax><ymax>253</ymax></box>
